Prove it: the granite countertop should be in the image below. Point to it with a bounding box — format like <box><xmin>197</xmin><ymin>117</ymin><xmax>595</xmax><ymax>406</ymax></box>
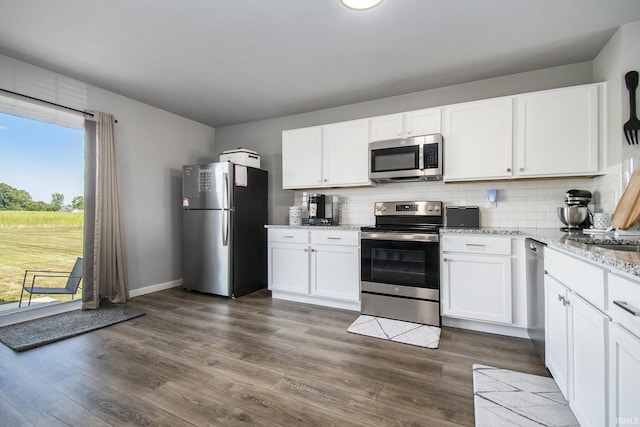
<box><xmin>265</xmin><ymin>224</ymin><xmax>365</xmax><ymax>231</ymax></box>
<box><xmin>267</xmin><ymin>224</ymin><xmax>640</xmax><ymax>278</ymax></box>
<box><xmin>442</xmin><ymin>227</ymin><xmax>640</xmax><ymax>278</ymax></box>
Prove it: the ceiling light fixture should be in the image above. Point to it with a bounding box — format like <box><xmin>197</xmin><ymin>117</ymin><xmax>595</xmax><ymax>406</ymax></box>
<box><xmin>340</xmin><ymin>0</ymin><xmax>383</xmax><ymax>11</ymax></box>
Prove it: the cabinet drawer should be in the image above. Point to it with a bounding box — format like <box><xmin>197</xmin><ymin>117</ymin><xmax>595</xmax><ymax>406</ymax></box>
<box><xmin>545</xmin><ymin>248</ymin><xmax>606</xmax><ymax>310</ymax></box>
<box><xmin>311</xmin><ymin>230</ymin><xmax>359</xmax><ymax>246</ymax></box>
<box><xmin>441</xmin><ymin>235</ymin><xmax>511</xmax><ymax>255</ymax></box>
<box><xmin>268</xmin><ymin>228</ymin><xmax>309</xmax><ymax>244</ymax></box>
<box><xmin>609</xmin><ymin>273</ymin><xmax>640</xmax><ymax>338</ymax></box>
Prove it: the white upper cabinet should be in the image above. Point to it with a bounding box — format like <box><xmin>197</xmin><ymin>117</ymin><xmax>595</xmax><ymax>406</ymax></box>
<box><xmin>370</xmin><ymin>113</ymin><xmax>403</xmax><ymax>141</ymax></box>
<box><xmin>283</xmin><ymin>83</ymin><xmax>606</xmax><ymax>187</ymax></box>
<box><xmin>515</xmin><ymin>84</ymin><xmax>600</xmax><ymax>177</ymax></box>
<box><xmin>323</xmin><ymin>119</ymin><xmax>370</xmax><ymax>187</ymax></box>
<box><xmin>282</xmin><ymin>126</ymin><xmax>323</xmax><ymax>188</ymax></box>
<box><xmin>442</xmin><ymin>97</ymin><xmax>514</xmax><ymax>181</ymax></box>
<box><xmin>282</xmin><ymin>119</ymin><xmax>370</xmax><ymax>189</ymax></box>
<box><xmin>370</xmin><ymin>107</ymin><xmax>441</xmax><ymax>142</ymax></box>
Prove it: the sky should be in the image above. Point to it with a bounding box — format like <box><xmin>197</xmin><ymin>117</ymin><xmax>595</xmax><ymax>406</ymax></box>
<box><xmin>0</xmin><ymin>112</ymin><xmax>84</xmax><ymax>204</ymax></box>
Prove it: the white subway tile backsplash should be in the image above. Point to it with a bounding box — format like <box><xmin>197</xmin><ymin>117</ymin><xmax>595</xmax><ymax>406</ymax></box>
<box><xmin>292</xmin><ymin>166</ymin><xmax>630</xmax><ymax>229</ymax></box>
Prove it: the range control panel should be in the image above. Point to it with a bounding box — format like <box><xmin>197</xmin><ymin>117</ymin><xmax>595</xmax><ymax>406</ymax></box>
<box><xmin>374</xmin><ymin>201</ymin><xmax>442</xmax><ymax>216</ymax></box>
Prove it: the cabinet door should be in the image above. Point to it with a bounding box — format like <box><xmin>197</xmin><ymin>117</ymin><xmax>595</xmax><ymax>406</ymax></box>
<box><xmin>405</xmin><ymin>107</ymin><xmax>441</xmax><ymax>137</ymax></box>
<box><xmin>545</xmin><ymin>275</ymin><xmax>569</xmax><ymax>400</ymax></box>
<box><xmin>370</xmin><ymin>113</ymin><xmax>403</xmax><ymax>141</ymax></box>
<box><xmin>609</xmin><ymin>322</ymin><xmax>640</xmax><ymax>427</ymax></box>
<box><xmin>442</xmin><ymin>97</ymin><xmax>513</xmax><ymax>181</ymax></box>
<box><xmin>516</xmin><ymin>84</ymin><xmax>599</xmax><ymax>177</ymax></box>
<box><xmin>282</xmin><ymin>126</ymin><xmax>323</xmax><ymax>189</ymax></box>
<box><xmin>323</xmin><ymin>119</ymin><xmax>370</xmax><ymax>186</ymax></box>
<box><xmin>569</xmin><ymin>292</ymin><xmax>608</xmax><ymax>427</ymax></box>
<box><xmin>268</xmin><ymin>242</ymin><xmax>309</xmax><ymax>294</ymax></box>
<box><xmin>310</xmin><ymin>244</ymin><xmax>359</xmax><ymax>302</ymax></box>
<box><xmin>441</xmin><ymin>253</ymin><xmax>512</xmax><ymax>324</ymax></box>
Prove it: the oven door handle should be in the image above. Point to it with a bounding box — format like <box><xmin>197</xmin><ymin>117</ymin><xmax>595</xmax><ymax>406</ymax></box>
<box><xmin>360</xmin><ymin>232</ymin><xmax>439</xmax><ymax>243</ymax></box>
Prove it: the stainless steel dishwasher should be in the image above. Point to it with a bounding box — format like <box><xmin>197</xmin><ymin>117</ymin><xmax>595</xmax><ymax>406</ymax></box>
<box><xmin>526</xmin><ymin>238</ymin><xmax>546</xmax><ymax>363</ymax></box>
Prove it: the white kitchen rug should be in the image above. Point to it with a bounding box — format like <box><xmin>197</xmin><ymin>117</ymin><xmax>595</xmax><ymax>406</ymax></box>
<box><xmin>347</xmin><ymin>315</ymin><xmax>440</xmax><ymax>349</ymax></box>
<box><xmin>473</xmin><ymin>364</ymin><xmax>579</xmax><ymax>427</ymax></box>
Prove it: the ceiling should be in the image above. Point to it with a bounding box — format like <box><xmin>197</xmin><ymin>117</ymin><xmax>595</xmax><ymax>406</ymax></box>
<box><xmin>1</xmin><ymin>0</ymin><xmax>639</xmax><ymax>128</ymax></box>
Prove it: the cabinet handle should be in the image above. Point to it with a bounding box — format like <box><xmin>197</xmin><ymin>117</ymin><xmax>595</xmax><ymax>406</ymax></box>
<box><xmin>282</xmin><ymin>235</ymin><xmax>295</xmax><ymax>238</ymax></box>
<box><xmin>304</xmin><ymin>248</ymin><xmax>309</xmax><ymax>252</ymax></box>
<box><xmin>520</xmin><ymin>167</ymin><xmax>525</xmax><ymax>172</ymax></box>
<box><xmin>563</xmin><ymin>298</ymin><xmax>570</xmax><ymax>307</ymax></box>
<box><xmin>466</xmin><ymin>243</ymin><xmax>485</xmax><ymax>247</ymax></box>
<box><xmin>506</xmin><ymin>168</ymin><xmax>512</xmax><ymax>172</ymax></box>
<box><xmin>443</xmin><ymin>258</ymin><xmax>448</xmax><ymax>262</ymax></box>
<box><xmin>324</xmin><ymin>179</ymin><xmax>328</xmax><ymax>182</ymax></box>
<box><xmin>327</xmin><ymin>237</ymin><xmax>342</xmax><ymax>240</ymax></box>
<box><xmin>614</xmin><ymin>300</ymin><xmax>640</xmax><ymax>316</ymax></box>
<box><xmin>558</xmin><ymin>294</ymin><xmax>565</xmax><ymax>304</ymax></box>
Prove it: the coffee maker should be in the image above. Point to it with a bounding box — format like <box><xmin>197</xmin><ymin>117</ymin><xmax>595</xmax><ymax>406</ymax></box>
<box><xmin>302</xmin><ymin>193</ymin><xmax>340</xmax><ymax>225</ymax></box>
<box><xmin>557</xmin><ymin>189</ymin><xmax>593</xmax><ymax>231</ymax></box>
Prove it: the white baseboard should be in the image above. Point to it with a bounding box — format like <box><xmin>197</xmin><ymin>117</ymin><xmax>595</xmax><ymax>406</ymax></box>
<box><xmin>129</xmin><ymin>279</ymin><xmax>182</xmax><ymax>298</ymax></box>
<box><xmin>442</xmin><ymin>317</ymin><xmax>529</xmax><ymax>339</ymax></box>
<box><xmin>271</xmin><ymin>291</ymin><xmax>361</xmax><ymax>312</ymax></box>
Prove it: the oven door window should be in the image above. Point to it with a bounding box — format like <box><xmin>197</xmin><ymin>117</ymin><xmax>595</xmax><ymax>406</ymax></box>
<box><xmin>361</xmin><ymin>239</ymin><xmax>439</xmax><ymax>289</ymax></box>
<box><xmin>371</xmin><ymin>145</ymin><xmax>420</xmax><ymax>173</ymax></box>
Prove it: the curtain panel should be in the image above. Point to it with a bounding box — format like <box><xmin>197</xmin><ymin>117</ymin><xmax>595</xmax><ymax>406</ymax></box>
<box><xmin>82</xmin><ymin>112</ymin><xmax>129</xmax><ymax>309</ymax></box>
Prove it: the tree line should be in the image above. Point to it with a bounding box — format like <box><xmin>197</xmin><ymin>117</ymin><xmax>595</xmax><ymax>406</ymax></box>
<box><xmin>0</xmin><ymin>183</ymin><xmax>84</xmax><ymax>211</ymax></box>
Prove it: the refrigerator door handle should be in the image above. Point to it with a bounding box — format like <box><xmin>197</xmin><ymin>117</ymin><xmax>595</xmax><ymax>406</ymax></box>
<box><xmin>223</xmin><ymin>172</ymin><xmax>229</xmax><ymax>210</ymax></box>
<box><xmin>222</xmin><ymin>172</ymin><xmax>230</xmax><ymax>246</ymax></box>
<box><xmin>222</xmin><ymin>209</ymin><xmax>229</xmax><ymax>246</ymax></box>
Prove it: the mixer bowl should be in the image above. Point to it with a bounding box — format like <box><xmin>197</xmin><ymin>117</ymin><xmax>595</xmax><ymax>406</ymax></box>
<box><xmin>557</xmin><ymin>206</ymin><xmax>588</xmax><ymax>228</ymax></box>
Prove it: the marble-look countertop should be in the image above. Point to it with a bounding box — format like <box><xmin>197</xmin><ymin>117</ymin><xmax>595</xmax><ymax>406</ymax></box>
<box><xmin>442</xmin><ymin>227</ymin><xmax>640</xmax><ymax>278</ymax></box>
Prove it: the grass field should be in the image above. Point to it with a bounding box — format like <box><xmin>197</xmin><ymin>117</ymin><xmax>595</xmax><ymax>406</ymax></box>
<box><xmin>0</xmin><ymin>211</ymin><xmax>83</xmax><ymax>305</ymax></box>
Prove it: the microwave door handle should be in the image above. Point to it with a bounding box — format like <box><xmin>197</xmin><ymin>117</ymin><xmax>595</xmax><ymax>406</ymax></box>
<box><xmin>388</xmin><ymin>176</ymin><xmax>422</xmax><ymax>183</ymax></box>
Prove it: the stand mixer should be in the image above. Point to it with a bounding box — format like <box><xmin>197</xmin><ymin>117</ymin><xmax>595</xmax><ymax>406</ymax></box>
<box><xmin>557</xmin><ymin>189</ymin><xmax>593</xmax><ymax>231</ymax></box>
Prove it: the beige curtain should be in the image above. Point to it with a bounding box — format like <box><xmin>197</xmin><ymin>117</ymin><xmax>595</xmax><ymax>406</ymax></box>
<box><xmin>82</xmin><ymin>112</ymin><xmax>129</xmax><ymax>309</ymax></box>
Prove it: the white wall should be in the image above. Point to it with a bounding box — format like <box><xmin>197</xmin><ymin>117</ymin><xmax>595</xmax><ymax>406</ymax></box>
<box><xmin>215</xmin><ymin>62</ymin><xmax>596</xmax><ymax>226</ymax></box>
<box><xmin>0</xmin><ymin>54</ymin><xmax>216</xmax><ymax>292</ymax></box>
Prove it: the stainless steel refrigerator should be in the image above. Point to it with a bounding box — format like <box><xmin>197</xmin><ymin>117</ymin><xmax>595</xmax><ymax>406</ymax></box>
<box><xmin>182</xmin><ymin>162</ymin><xmax>268</xmax><ymax>297</ymax></box>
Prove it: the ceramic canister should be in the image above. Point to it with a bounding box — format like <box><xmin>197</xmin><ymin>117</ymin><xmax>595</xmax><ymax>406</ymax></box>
<box><xmin>593</xmin><ymin>212</ymin><xmax>612</xmax><ymax>230</ymax></box>
<box><xmin>288</xmin><ymin>206</ymin><xmax>302</xmax><ymax>226</ymax></box>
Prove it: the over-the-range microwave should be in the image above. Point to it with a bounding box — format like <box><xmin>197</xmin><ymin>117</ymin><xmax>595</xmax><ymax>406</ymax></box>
<box><xmin>368</xmin><ymin>134</ymin><xmax>443</xmax><ymax>183</ymax></box>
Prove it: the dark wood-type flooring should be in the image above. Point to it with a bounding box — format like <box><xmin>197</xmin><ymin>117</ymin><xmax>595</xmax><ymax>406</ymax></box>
<box><xmin>0</xmin><ymin>288</ymin><xmax>549</xmax><ymax>426</ymax></box>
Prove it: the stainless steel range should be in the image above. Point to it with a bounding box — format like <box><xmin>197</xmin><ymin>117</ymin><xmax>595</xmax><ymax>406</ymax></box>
<box><xmin>360</xmin><ymin>201</ymin><xmax>442</xmax><ymax>326</ymax></box>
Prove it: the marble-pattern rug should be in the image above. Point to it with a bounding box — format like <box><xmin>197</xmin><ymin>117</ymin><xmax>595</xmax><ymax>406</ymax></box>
<box><xmin>473</xmin><ymin>364</ymin><xmax>579</xmax><ymax>427</ymax></box>
<box><xmin>347</xmin><ymin>315</ymin><xmax>440</xmax><ymax>348</ymax></box>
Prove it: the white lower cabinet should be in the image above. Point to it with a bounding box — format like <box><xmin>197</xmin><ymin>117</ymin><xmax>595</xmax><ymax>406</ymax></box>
<box><xmin>311</xmin><ymin>244</ymin><xmax>359</xmax><ymax>301</ymax></box>
<box><xmin>608</xmin><ymin>273</ymin><xmax>640</xmax><ymax>427</ymax></box>
<box><xmin>544</xmin><ymin>275</ymin><xmax>570</xmax><ymax>398</ymax></box>
<box><xmin>570</xmin><ymin>291</ymin><xmax>608</xmax><ymax>427</ymax></box>
<box><xmin>268</xmin><ymin>228</ymin><xmax>360</xmax><ymax>310</ymax></box>
<box><xmin>544</xmin><ymin>248</ymin><xmax>609</xmax><ymax>427</ymax></box>
<box><xmin>609</xmin><ymin>323</ymin><xmax>640</xmax><ymax>427</ymax></box>
<box><xmin>441</xmin><ymin>235</ymin><xmax>515</xmax><ymax>325</ymax></box>
<box><xmin>269</xmin><ymin>241</ymin><xmax>310</xmax><ymax>294</ymax></box>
